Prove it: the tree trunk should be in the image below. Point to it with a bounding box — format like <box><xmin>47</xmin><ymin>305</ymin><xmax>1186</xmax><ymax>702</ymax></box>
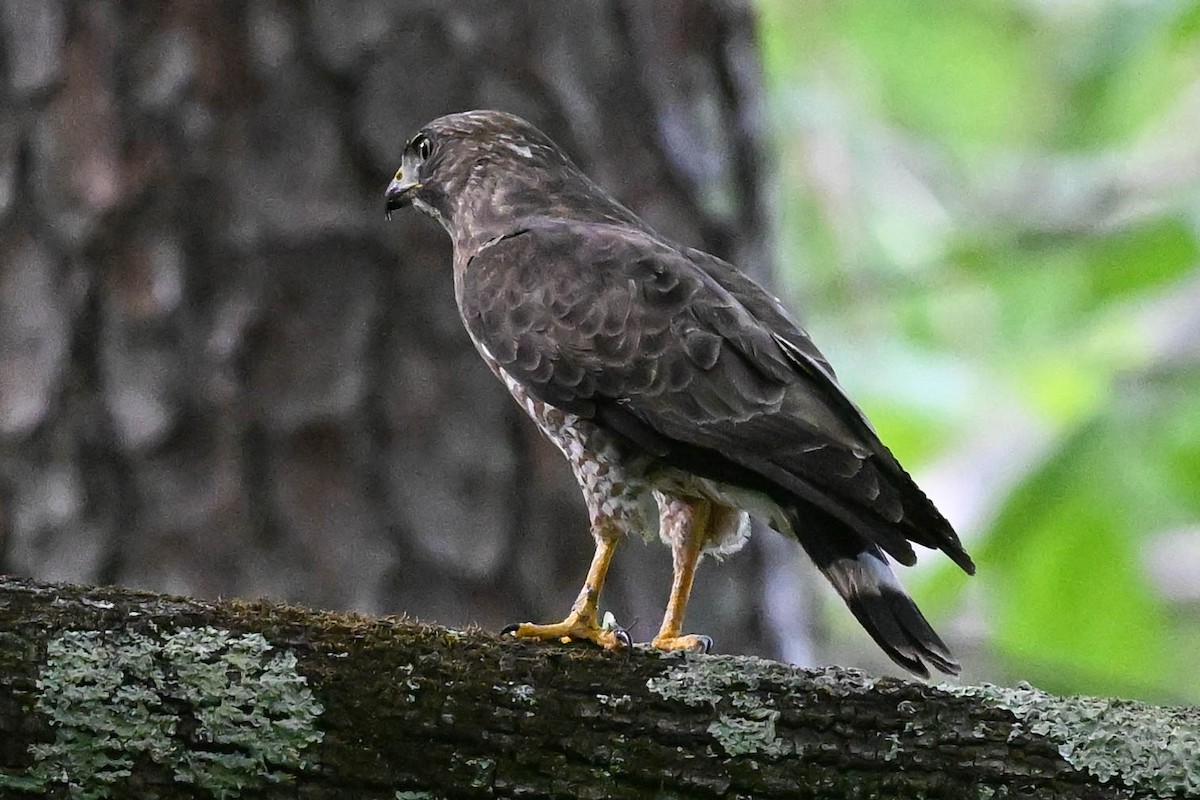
<box><xmin>1</xmin><ymin>576</ymin><xmax>1194</xmax><ymax>800</ymax></box>
<box><xmin>0</xmin><ymin>0</ymin><xmax>813</xmax><ymax>663</ymax></box>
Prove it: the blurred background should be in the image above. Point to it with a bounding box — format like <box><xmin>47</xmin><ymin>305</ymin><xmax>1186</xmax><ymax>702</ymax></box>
<box><xmin>1</xmin><ymin>1</ymin><xmax>1197</xmax><ymax>705</ymax></box>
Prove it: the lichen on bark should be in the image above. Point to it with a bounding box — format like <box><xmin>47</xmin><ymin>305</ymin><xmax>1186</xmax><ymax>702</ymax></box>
<box><xmin>1</xmin><ymin>576</ymin><xmax>1194</xmax><ymax>799</ymax></box>
<box><xmin>943</xmin><ymin>681</ymin><xmax>1200</xmax><ymax>796</ymax></box>
<box><xmin>1</xmin><ymin>626</ymin><xmax>323</xmax><ymax>799</ymax></box>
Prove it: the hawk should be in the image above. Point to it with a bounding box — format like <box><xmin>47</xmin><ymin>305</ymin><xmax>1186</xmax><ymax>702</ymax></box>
<box><xmin>385</xmin><ymin>110</ymin><xmax>974</xmax><ymax>676</ymax></box>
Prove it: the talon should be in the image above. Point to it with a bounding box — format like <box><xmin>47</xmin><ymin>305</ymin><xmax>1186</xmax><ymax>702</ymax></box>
<box><xmin>504</xmin><ymin>537</ymin><xmax>624</xmax><ymax>651</ymax></box>
<box><xmin>613</xmin><ymin>627</ymin><xmax>632</xmax><ymax>649</ymax></box>
<box><xmin>502</xmin><ymin>616</ymin><xmax>627</xmax><ymax>651</ymax></box>
<box><xmin>500</xmin><ymin>623</ymin><xmax>521</xmax><ymax>636</ymax></box>
<box><xmin>697</xmin><ymin>635</ymin><xmax>714</xmax><ymax>654</ymax></box>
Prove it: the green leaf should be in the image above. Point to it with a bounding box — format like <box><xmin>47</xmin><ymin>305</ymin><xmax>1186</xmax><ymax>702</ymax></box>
<box><xmin>1060</xmin><ymin>3</ymin><xmax>1200</xmax><ymax>147</ymax></box>
<box><xmin>836</xmin><ymin>0</ymin><xmax>1049</xmax><ymax>147</ymax></box>
<box><xmin>1136</xmin><ymin>369</ymin><xmax>1200</xmax><ymax>517</ymax></box>
<box><xmin>1088</xmin><ymin>216</ymin><xmax>1200</xmax><ymax>300</ymax></box>
<box><xmin>948</xmin><ymin>216</ymin><xmax>1198</xmax><ymax>344</ymax></box>
<box><xmin>980</xmin><ymin>420</ymin><xmax>1171</xmax><ymax>697</ymax></box>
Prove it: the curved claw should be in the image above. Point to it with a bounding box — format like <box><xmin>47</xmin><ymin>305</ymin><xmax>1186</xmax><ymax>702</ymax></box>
<box><xmin>612</xmin><ymin>627</ymin><xmax>633</xmax><ymax>649</ymax></box>
<box><xmin>695</xmin><ymin>634</ymin><xmax>714</xmax><ymax>654</ymax></box>
<box><xmin>500</xmin><ymin>623</ymin><xmax>521</xmax><ymax>636</ymax></box>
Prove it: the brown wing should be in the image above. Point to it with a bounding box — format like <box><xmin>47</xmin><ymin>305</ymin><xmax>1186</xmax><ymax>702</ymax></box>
<box><xmin>458</xmin><ymin>217</ymin><xmax>973</xmax><ymax>575</ymax></box>
<box><xmin>683</xmin><ymin>245</ymin><xmax>839</xmax><ymax>383</ymax></box>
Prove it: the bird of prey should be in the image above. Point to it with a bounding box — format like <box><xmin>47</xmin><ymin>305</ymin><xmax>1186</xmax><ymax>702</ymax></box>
<box><xmin>385</xmin><ymin>110</ymin><xmax>974</xmax><ymax>676</ymax></box>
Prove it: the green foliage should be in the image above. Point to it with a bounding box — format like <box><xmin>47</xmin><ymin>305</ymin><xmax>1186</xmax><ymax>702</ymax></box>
<box><xmin>980</xmin><ymin>418</ymin><xmax>1171</xmax><ymax>695</ymax></box>
<box><xmin>758</xmin><ymin>0</ymin><xmax>1200</xmax><ymax>701</ymax></box>
<box><xmin>839</xmin><ymin>0</ymin><xmax>1048</xmax><ymax>147</ymax></box>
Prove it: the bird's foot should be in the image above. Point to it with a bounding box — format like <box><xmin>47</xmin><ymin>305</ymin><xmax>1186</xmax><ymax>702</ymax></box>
<box><xmin>651</xmin><ymin>633</ymin><xmax>713</xmax><ymax>654</ymax></box>
<box><xmin>502</xmin><ymin>612</ymin><xmax>630</xmax><ymax>651</ymax></box>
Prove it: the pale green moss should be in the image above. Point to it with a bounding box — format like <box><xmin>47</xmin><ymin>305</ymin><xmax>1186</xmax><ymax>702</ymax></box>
<box><xmin>0</xmin><ymin>772</ymin><xmax>44</xmax><ymax>792</ymax></box>
<box><xmin>708</xmin><ymin>709</ymin><xmax>789</xmax><ymax>757</ymax></box>
<box><xmin>7</xmin><ymin>627</ymin><xmax>324</xmax><ymax>799</ymax></box>
<box><xmin>941</xmin><ymin>681</ymin><xmax>1200</xmax><ymax>796</ymax></box>
<box><xmin>646</xmin><ymin>654</ymin><xmax>797</xmax><ymax>758</ymax></box>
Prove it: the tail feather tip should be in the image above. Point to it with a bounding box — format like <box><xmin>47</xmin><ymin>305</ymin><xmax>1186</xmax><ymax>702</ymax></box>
<box><xmin>823</xmin><ymin>553</ymin><xmax>961</xmax><ymax>677</ymax></box>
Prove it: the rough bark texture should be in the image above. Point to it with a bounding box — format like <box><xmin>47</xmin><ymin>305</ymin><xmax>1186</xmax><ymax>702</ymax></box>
<box><xmin>2</xmin><ymin>576</ymin><xmax>1197</xmax><ymax>800</ymax></box>
<box><xmin>0</xmin><ymin>0</ymin><xmax>817</xmax><ymax>660</ymax></box>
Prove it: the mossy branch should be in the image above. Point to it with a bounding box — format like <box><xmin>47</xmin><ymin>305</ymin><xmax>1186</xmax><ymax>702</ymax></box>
<box><xmin>0</xmin><ymin>576</ymin><xmax>1196</xmax><ymax>799</ymax></box>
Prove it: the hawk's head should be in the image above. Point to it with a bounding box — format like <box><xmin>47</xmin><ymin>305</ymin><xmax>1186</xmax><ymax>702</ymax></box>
<box><xmin>385</xmin><ymin>110</ymin><xmax>639</xmax><ymax>248</ymax></box>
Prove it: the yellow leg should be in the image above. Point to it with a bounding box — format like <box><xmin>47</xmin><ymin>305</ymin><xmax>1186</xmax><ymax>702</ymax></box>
<box><xmin>503</xmin><ymin>534</ymin><xmax>627</xmax><ymax>650</ymax></box>
<box><xmin>652</xmin><ymin>498</ymin><xmax>713</xmax><ymax>653</ymax></box>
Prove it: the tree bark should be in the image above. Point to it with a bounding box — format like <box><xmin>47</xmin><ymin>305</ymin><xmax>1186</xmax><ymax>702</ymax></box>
<box><xmin>0</xmin><ymin>0</ymin><xmax>812</xmax><ymax>665</ymax></box>
<box><xmin>1</xmin><ymin>576</ymin><xmax>1195</xmax><ymax>800</ymax></box>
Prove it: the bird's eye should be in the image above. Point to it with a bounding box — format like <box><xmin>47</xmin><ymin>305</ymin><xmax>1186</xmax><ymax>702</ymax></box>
<box><xmin>412</xmin><ymin>134</ymin><xmax>432</xmax><ymax>160</ymax></box>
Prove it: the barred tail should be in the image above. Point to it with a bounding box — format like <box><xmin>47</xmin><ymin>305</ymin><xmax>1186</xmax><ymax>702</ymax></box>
<box><xmin>787</xmin><ymin>505</ymin><xmax>960</xmax><ymax>677</ymax></box>
<box><xmin>822</xmin><ymin>550</ymin><xmax>959</xmax><ymax>676</ymax></box>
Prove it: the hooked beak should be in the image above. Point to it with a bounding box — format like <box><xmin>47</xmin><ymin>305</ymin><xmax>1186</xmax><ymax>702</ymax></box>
<box><xmin>384</xmin><ymin>172</ymin><xmax>422</xmax><ymax>219</ymax></box>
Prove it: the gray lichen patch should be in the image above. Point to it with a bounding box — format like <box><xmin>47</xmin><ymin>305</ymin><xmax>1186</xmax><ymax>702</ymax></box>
<box><xmin>7</xmin><ymin>627</ymin><xmax>324</xmax><ymax>800</ymax></box>
<box><xmin>646</xmin><ymin>654</ymin><xmax>799</xmax><ymax>758</ymax></box>
<box><xmin>492</xmin><ymin>681</ymin><xmax>536</xmax><ymax>706</ymax></box>
<box><xmin>941</xmin><ymin>681</ymin><xmax>1200</xmax><ymax>796</ymax></box>
<box><xmin>708</xmin><ymin>709</ymin><xmax>789</xmax><ymax>757</ymax></box>
<box><xmin>646</xmin><ymin>652</ymin><xmax>798</xmax><ymax>706</ymax></box>
<box><xmin>596</xmin><ymin>693</ymin><xmax>632</xmax><ymax>709</ymax></box>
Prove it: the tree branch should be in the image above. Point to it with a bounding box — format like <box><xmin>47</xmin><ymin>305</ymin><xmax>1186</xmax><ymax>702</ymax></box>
<box><xmin>0</xmin><ymin>575</ymin><xmax>1195</xmax><ymax>799</ymax></box>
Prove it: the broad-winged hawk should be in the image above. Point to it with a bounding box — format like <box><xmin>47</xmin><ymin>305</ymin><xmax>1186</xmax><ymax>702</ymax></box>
<box><xmin>385</xmin><ymin>110</ymin><xmax>974</xmax><ymax>676</ymax></box>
